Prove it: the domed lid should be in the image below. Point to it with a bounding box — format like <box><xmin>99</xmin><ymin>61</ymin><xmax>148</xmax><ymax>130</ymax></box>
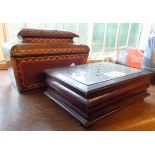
<box><xmin>18</xmin><ymin>28</ymin><xmax>79</xmax><ymax>39</ymax></box>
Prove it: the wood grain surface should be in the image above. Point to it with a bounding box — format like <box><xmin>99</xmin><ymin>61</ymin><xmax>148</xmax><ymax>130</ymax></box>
<box><xmin>0</xmin><ymin>70</ymin><xmax>155</xmax><ymax>131</ymax></box>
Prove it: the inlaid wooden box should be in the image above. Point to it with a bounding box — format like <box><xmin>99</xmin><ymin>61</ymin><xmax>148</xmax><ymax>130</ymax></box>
<box><xmin>3</xmin><ymin>28</ymin><xmax>90</xmax><ymax>92</ymax></box>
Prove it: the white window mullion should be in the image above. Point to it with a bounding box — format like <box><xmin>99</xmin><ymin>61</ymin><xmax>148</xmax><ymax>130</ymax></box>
<box><xmin>126</xmin><ymin>23</ymin><xmax>132</xmax><ymax>46</ymax></box>
<box><xmin>43</xmin><ymin>23</ymin><xmax>46</xmax><ymax>29</ymax></box>
<box><xmin>102</xmin><ymin>23</ymin><xmax>107</xmax><ymax>50</ymax></box>
<box><xmin>136</xmin><ymin>23</ymin><xmax>143</xmax><ymax>48</ymax></box>
<box><xmin>114</xmin><ymin>23</ymin><xmax>120</xmax><ymax>60</ymax></box>
<box><xmin>76</xmin><ymin>23</ymin><xmax>80</xmax><ymax>43</ymax></box>
<box><xmin>87</xmin><ymin>23</ymin><xmax>94</xmax><ymax>52</ymax></box>
<box><xmin>1</xmin><ymin>24</ymin><xmax>7</xmax><ymax>42</ymax></box>
<box><xmin>61</xmin><ymin>23</ymin><xmax>64</xmax><ymax>30</ymax></box>
<box><xmin>0</xmin><ymin>24</ymin><xmax>5</xmax><ymax>61</ymax></box>
<box><xmin>76</xmin><ymin>23</ymin><xmax>79</xmax><ymax>34</ymax></box>
<box><xmin>114</xmin><ymin>23</ymin><xmax>120</xmax><ymax>49</ymax></box>
<box><xmin>138</xmin><ymin>23</ymin><xmax>152</xmax><ymax>49</ymax></box>
<box><xmin>44</xmin><ymin>23</ymin><xmax>48</xmax><ymax>29</ymax></box>
<box><xmin>3</xmin><ymin>24</ymin><xmax>12</xmax><ymax>41</ymax></box>
<box><xmin>24</xmin><ymin>23</ymin><xmax>27</xmax><ymax>28</ymax></box>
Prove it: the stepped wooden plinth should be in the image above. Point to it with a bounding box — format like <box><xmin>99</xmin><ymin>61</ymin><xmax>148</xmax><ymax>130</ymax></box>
<box><xmin>44</xmin><ymin>62</ymin><xmax>152</xmax><ymax>127</ymax></box>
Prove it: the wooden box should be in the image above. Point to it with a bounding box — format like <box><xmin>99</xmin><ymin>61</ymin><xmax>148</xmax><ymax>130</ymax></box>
<box><xmin>44</xmin><ymin>62</ymin><xmax>152</xmax><ymax>127</ymax></box>
<box><xmin>3</xmin><ymin>28</ymin><xmax>90</xmax><ymax>92</ymax></box>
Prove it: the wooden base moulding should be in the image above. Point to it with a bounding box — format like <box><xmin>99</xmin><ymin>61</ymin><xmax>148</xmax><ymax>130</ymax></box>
<box><xmin>44</xmin><ymin>62</ymin><xmax>152</xmax><ymax>127</ymax></box>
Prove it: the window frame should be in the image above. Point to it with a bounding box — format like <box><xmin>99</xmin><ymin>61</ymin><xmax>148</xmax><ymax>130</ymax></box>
<box><xmin>1</xmin><ymin>23</ymin><xmax>152</xmax><ymax>64</ymax></box>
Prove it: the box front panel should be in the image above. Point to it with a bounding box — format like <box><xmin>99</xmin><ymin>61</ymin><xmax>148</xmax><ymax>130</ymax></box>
<box><xmin>15</xmin><ymin>54</ymin><xmax>88</xmax><ymax>91</ymax></box>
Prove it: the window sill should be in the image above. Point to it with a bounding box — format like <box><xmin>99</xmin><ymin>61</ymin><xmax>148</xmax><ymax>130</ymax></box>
<box><xmin>0</xmin><ymin>62</ymin><xmax>7</xmax><ymax>70</ymax></box>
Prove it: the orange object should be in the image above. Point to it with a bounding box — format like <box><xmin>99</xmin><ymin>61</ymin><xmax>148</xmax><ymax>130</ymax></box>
<box><xmin>127</xmin><ymin>48</ymin><xmax>144</xmax><ymax>69</ymax></box>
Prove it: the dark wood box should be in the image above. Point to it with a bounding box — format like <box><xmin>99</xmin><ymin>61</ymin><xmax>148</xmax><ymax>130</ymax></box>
<box><xmin>44</xmin><ymin>62</ymin><xmax>152</xmax><ymax>127</ymax></box>
<box><xmin>3</xmin><ymin>29</ymin><xmax>90</xmax><ymax>92</ymax></box>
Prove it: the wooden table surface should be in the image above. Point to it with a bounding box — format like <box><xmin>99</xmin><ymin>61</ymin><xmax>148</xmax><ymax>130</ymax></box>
<box><xmin>0</xmin><ymin>70</ymin><xmax>155</xmax><ymax>131</ymax></box>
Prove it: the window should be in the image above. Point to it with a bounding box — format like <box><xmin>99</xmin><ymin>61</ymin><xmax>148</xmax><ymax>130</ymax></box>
<box><xmin>128</xmin><ymin>23</ymin><xmax>142</xmax><ymax>47</ymax></box>
<box><xmin>5</xmin><ymin>23</ymin><xmax>152</xmax><ymax>58</ymax></box>
<box><xmin>91</xmin><ymin>23</ymin><xmax>105</xmax><ymax>53</ymax></box>
<box><xmin>117</xmin><ymin>23</ymin><xmax>129</xmax><ymax>47</ymax></box>
<box><xmin>105</xmin><ymin>23</ymin><xmax>118</xmax><ymax>48</ymax></box>
<box><xmin>78</xmin><ymin>23</ymin><xmax>88</xmax><ymax>44</ymax></box>
<box><xmin>0</xmin><ymin>24</ymin><xmax>5</xmax><ymax>62</ymax></box>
